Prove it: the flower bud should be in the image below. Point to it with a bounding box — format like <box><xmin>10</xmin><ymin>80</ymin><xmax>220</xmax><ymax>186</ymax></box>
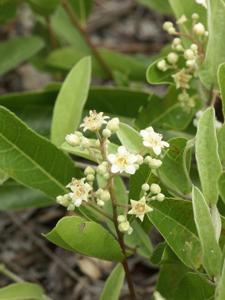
<box><xmin>127</xmin><ymin>227</ymin><xmax>133</xmax><ymax>235</ymax></box>
<box><xmin>186</xmin><ymin>60</ymin><xmax>195</xmax><ymax>68</ymax></box>
<box><xmin>192</xmin><ymin>13</ymin><xmax>199</xmax><ymax>20</ymax></box>
<box><xmin>167</xmin><ymin>52</ymin><xmax>179</xmax><ymax>64</ymax></box>
<box><xmin>168</xmin><ymin>27</ymin><xmax>176</xmax><ymax>35</ymax></box>
<box><xmin>118</xmin><ymin>221</ymin><xmax>130</xmax><ymax>233</ymax></box>
<box><xmin>149</xmin><ymin>158</ymin><xmax>162</xmax><ymax>169</ymax></box>
<box><xmin>142</xmin><ymin>183</ymin><xmax>150</xmax><ymax>192</ymax></box>
<box><xmin>150</xmin><ymin>183</ymin><xmax>161</xmax><ymax>194</ymax></box>
<box><xmin>84</xmin><ymin>166</ymin><xmax>95</xmax><ymax>176</ymax></box>
<box><xmin>136</xmin><ymin>155</ymin><xmax>144</xmax><ymax>165</ymax></box>
<box><xmin>81</xmin><ymin>137</ymin><xmax>90</xmax><ymax>148</ymax></box>
<box><xmin>107</xmin><ymin>118</ymin><xmax>120</xmax><ymax>132</ymax></box>
<box><xmin>102</xmin><ymin>128</ymin><xmax>112</xmax><ymax>138</ymax></box>
<box><xmin>157</xmin><ymin>59</ymin><xmax>168</xmax><ymax>72</ymax></box>
<box><xmin>67</xmin><ymin>203</ymin><xmax>75</xmax><ymax>211</ymax></box>
<box><xmin>100</xmin><ymin>190</ymin><xmax>110</xmax><ymax>201</ymax></box>
<box><xmin>156</xmin><ymin>193</ymin><xmax>165</xmax><ymax>202</ymax></box>
<box><xmin>163</xmin><ymin>21</ymin><xmax>173</xmax><ymax>31</ymax></box>
<box><xmin>173</xmin><ymin>38</ymin><xmax>181</xmax><ymax>46</ymax></box>
<box><xmin>86</xmin><ymin>174</ymin><xmax>95</xmax><ymax>182</ymax></box>
<box><xmin>193</xmin><ymin>23</ymin><xmax>205</xmax><ymax>35</ymax></box>
<box><xmin>190</xmin><ymin>44</ymin><xmax>198</xmax><ymax>52</ymax></box>
<box><xmin>97</xmin><ymin>199</ymin><xmax>105</xmax><ymax>207</ymax></box>
<box><xmin>184</xmin><ymin>49</ymin><xmax>195</xmax><ymax>60</ymax></box>
<box><xmin>56</xmin><ymin>195</ymin><xmax>70</xmax><ymax>207</ymax></box>
<box><xmin>175</xmin><ymin>45</ymin><xmax>184</xmax><ymax>52</ymax></box>
<box><xmin>117</xmin><ymin>215</ymin><xmax>126</xmax><ymax>223</ymax></box>
<box><xmin>65</xmin><ymin>133</ymin><xmax>81</xmax><ymax>146</ymax></box>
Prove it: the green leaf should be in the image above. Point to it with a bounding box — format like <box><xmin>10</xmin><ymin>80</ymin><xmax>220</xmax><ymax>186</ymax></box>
<box><xmin>148</xmin><ymin>198</ymin><xmax>202</xmax><ymax>269</ymax></box>
<box><xmin>100</xmin><ymin>264</ymin><xmax>125</xmax><ymax>300</ymax></box>
<box><xmin>117</xmin><ymin>123</ymin><xmax>143</xmax><ymax>153</ymax></box>
<box><xmin>0</xmin><ymin>36</ymin><xmax>44</xmax><ymax>76</ymax></box>
<box><xmin>218</xmin><ymin>124</ymin><xmax>225</xmax><ymax>168</ymax></box>
<box><xmin>195</xmin><ymin>108</ymin><xmax>222</xmax><ymax>205</ymax></box>
<box><xmin>0</xmin><ymin>106</ymin><xmax>79</xmax><ymax>198</ymax></box>
<box><xmin>216</xmin><ymin>258</ymin><xmax>225</xmax><ymax>300</ymax></box>
<box><xmin>218</xmin><ymin>172</ymin><xmax>225</xmax><ymax>205</ymax></box>
<box><xmin>69</xmin><ymin>0</ymin><xmax>92</xmax><ymax>23</ymax></box>
<box><xmin>146</xmin><ymin>58</ymin><xmax>174</xmax><ymax>85</ymax></box>
<box><xmin>0</xmin><ymin>180</ymin><xmax>53</xmax><ymax>210</ymax></box>
<box><xmin>45</xmin><ymin>216</ymin><xmax>124</xmax><ymax>261</ymax></box>
<box><xmin>51</xmin><ymin>57</ymin><xmax>91</xmax><ymax>146</ymax></box>
<box><xmin>0</xmin><ymin>0</ymin><xmax>17</xmax><ymax>24</ymax></box>
<box><xmin>0</xmin><ymin>282</ymin><xmax>47</xmax><ymax>300</ymax></box>
<box><xmin>137</xmin><ymin>0</ymin><xmax>172</xmax><ymax>13</ymax></box>
<box><xmin>129</xmin><ymin>164</ymin><xmax>151</xmax><ymax>200</ymax></box>
<box><xmin>192</xmin><ymin>186</ymin><xmax>222</xmax><ymax>276</ymax></box>
<box><xmin>200</xmin><ymin>0</ymin><xmax>225</xmax><ymax>88</ymax></box>
<box><xmin>158</xmin><ymin>138</ymin><xmax>192</xmax><ymax>196</ymax></box>
<box><xmin>0</xmin><ymin>169</ymin><xmax>8</xmax><ymax>185</ymax></box>
<box><xmin>27</xmin><ymin>0</ymin><xmax>59</xmax><ymax>15</ymax></box>
<box><xmin>136</xmin><ymin>87</ymin><xmax>199</xmax><ymax>130</ymax></box>
<box><xmin>174</xmin><ymin>272</ymin><xmax>215</xmax><ymax>300</ymax></box>
<box><xmin>218</xmin><ymin>63</ymin><xmax>225</xmax><ymax>118</ymax></box>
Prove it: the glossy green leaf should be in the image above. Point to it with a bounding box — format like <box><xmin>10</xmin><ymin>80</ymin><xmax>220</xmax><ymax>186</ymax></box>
<box><xmin>27</xmin><ymin>0</ymin><xmax>59</xmax><ymax>15</ymax></box>
<box><xmin>117</xmin><ymin>123</ymin><xmax>143</xmax><ymax>153</ymax></box>
<box><xmin>45</xmin><ymin>216</ymin><xmax>124</xmax><ymax>261</ymax></box>
<box><xmin>146</xmin><ymin>58</ymin><xmax>174</xmax><ymax>85</ymax></box>
<box><xmin>137</xmin><ymin>0</ymin><xmax>172</xmax><ymax>13</ymax></box>
<box><xmin>0</xmin><ymin>36</ymin><xmax>44</xmax><ymax>75</ymax></box>
<box><xmin>0</xmin><ymin>169</ymin><xmax>8</xmax><ymax>185</ymax></box>
<box><xmin>200</xmin><ymin>0</ymin><xmax>225</xmax><ymax>88</ymax></box>
<box><xmin>158</xmin><ymin>138</ymin><xmax>192</xmax><ymax>196</ymax></box>
<box><xmin>195</xmin><ymin>108</ymin><xmax>222</xmax><ymax>204</ymax></box>
<box><xmin>0</xmin><ymin>282</ymin><xmax>47</xmax><ymax>300</ymax></box>
<box><xmin>99</xmin><ymin>264</ymin><xmax>125</xmax><ymax>300</ymax></box>
<box><xmin>129</xmin><ymin>164</ymin><xmax>151</xmax><ymax>200</ymax></box>
<box><xmin>0</xmin><ymin>180</ymin><xmax>53</xmax><ymax>210</ymax></box>
<box><xmin>51</xmin><ymin>57</ymin><xmax>91</xmax><ymax>146</ymax></box>
<box><xmin>174</xmin><ymin>272</ymin><xmax>215</xmax><ymax>300</ymax></box>
<box><xmin>148</xmin><ymin>198</ymin><xmax>202</xmax><ymax>269</ymax></box>
<box><xmin>0</xmin><ymin>106</ymin><xmax>79</xmax><ymax>198</ymax></box>
<box><xmin>192</xmin><ymin>186</ymin><xmax>222</xmax><ymax>276</ymax></box>
<box><xmin>218</xmin><ymin>63</ymin><xmax>225</xmax><ymax>118</ymax></box>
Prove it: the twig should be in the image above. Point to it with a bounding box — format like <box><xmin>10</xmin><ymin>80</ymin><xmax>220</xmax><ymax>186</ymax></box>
<box><xmin>60</xmin><ymin>0</ymin><xmax>113</xmax><ymax>80</ymax></box>
<box><xmin>0</xmin><ymin>263</ymin><xmax>24</xmax><ymax>283</ymax></box>
<box><xmin>45</xmin><ymin>16</ymin><xmax>58</xmax><ymax>49</ymax></box>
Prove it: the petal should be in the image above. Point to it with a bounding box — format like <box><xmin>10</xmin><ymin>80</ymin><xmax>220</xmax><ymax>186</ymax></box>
<box><xmin>125</xmin><ymin>164</ymin><xmax>136</xmax><ymax>174</ymax></box>
<box><xmin>128</xmin><ymin>154</ymin><xmax>138</xmax><ymax>164</ymax></box>
<box><xmin>118</xmin><ymin>146</ymin><xmax>127</xmax><ymax>155</ymax></box>
<box><xmin>138</xmin><ymin>214</ymin><xmax>145</xmax><ymax>222</ymax></box>
<box><xmin>143</xmin><ymin>141</ymin><xmax>152</xmax><ymax>148</ymax></box>
<box><xmin>162</xmin><ymin>141</ymin><xmax>169</xmax><ymax>148</ymax></box>
<box><xmin>107</xmin><ymin>154</ymin><xmax>116</xmax><ymax>163</ymax></box>
<box><xmin>73</xmin><ymin>198</ymin><xmax>82</xmax><ymax>207</ymax></box>
<box><xmin>111</xmin><ymin>164</ymin><xmax>120</xmax><ymax>173</ymax></box>
<box><xmin>140</xmin><ymin>130</ymin><xmax>149</xmax><ymax>138</ymax></box>
<box><xmin>153</xmin><ymin>146</ymin><xmax>161</xmax><ymax>156</ymax></box>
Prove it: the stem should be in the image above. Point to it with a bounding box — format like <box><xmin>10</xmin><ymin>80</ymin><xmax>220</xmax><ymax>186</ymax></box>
<box><xmin>108</xmin><ymin>180</ymin><xmax>137</xmax><ymax>300</ymax></box>
<box><xmin>45</xmin><ymin>16</ymin><xmax>58</xmax><ymax>49</ymax></box>
<box><xmin>60</xmin><ymin>0</ymin><xmax>113</xmax><ymax>80</ymax></box>
<box><xmin>0</xmin><ymin>264</ymin><xmax>23</xmax><ymax>283</ymax></box>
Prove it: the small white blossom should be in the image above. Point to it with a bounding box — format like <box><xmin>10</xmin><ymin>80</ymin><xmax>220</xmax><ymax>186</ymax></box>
<box><xmin>80</xmin><ymin>110</ymin><xmax>109</xmax><ymax>132</ymax></box>
<box><xmin>142</xmin><ymin>183</ymin><xmax>150</xmax><ymax>192</ymax></box>
<box><xmin>172</xmin><ymin>69</ymin><xmax>192</xmax><ymax>89</ymax></box>
<box><xmin>67</xmin><ymin>178</ymin><xmax>92</xmax><ymax>207</ymax></box>
<box><xmin>193</xmin><ymin>22</ymin><xmax>205</xmax><ymax>35</ymax></box>
<box><xmin>140</xmin><ymin>127</ymin><xmax>169</xmax><ymax>155</ymax></box>
<box><xmin>176</xmin><ymin>14</ymin><xmax>187</xmax><ymax>25</ymax></box>
<box><xmin>107</xmin><ymin>146</ymin><xmax>140</xmax><ymax>175</ymax></box>
<box><xmin>128</xmin><ymin>197</ymin><xmax>153</xmax><ymax>221</ymax></box>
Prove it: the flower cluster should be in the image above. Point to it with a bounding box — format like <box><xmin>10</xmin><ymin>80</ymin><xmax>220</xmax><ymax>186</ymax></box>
<box><xmin>157</xmin><ymin>13</ymin><xmax>208</xmax><ymax>112</ymax></box>
<box><xmin>57</xmin><ymin>111</ymin><xmax>169</xmax><ymax>235</ymax></box>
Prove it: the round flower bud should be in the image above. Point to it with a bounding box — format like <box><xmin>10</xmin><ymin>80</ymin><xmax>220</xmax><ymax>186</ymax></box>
<box><xmin>84</xmin><ymin>166</ymin><xmax>95</xmax><ymax>176</ymax></box>
<box><xmin>136</xmin><ymin>155</ymin><xmax>144</xmax><ymax>165</ymax></box>
<box><xmin>193</xmin><ymin>23</ymin><xmax>205</xmax><ymax>35</ymax></box>
<box><xmin>104</xmin><ymin>173</ymin><xmax>110</xmax><ymax>180</ymax></box>
<box><xmin>107</xmin><ymin>118</ymin><xmax>120</xmax><ymax>132</ymax></box>
<box><xmin>127</xmin><ymin>227</ymin><xmax>133</xmax><ymax>235</ymax></box>
<box><xmin>150</xmin><ymin>183</ymin><xmax>161</xmax><ymax>194</ymax></box>
<box><xmin>56</xmin><ymin>195</ymin><xmax>70</xmax><ymax>207</ymax></box>
<box><xmin>167</xmin><ymin>52</ymin><xmax>179</xmax><ymax>64</ymax></box>
<box><xmin>190</xmin><ymin>44</ymin><xmax>198</xmax><ymax>52</ymax></box>
<box><xmin>163</xmin><ymin>21</ymin><xmax>173</xmax><ymax>31</ymax></box>
<box><xmin>144</xmin><ymin>155</ymin><xmax>153</xmax><ymax>164</ymax></box>
<box><xmin>100</xmin><ymin>190</ymin><xmax>110</xmax><ymax>201</ymax></box>
<box><xmin>175</xmin><ymin>45</ymin><xmax>184</xmax><ymax>52</ymax></box>
<box><xmin>156</xmin><ymin>193</ymin><xmax>165</xmax><ymax>202</ymax></box>
<box><xmin>97</xmin><ymin>199</ymin><xmax>105</xmax><ymax>207</ymax></box>
<box><xmin>117</xmin><ymin>215</ymin><xmax>126</xmax><ymax>223</ymax></box>
<box><xmin>173</xmin><ymin>38</ymin><xmax>181</xmax><ymax>46</ymax></box>
<box><xmin>118</xmin><ymin>221</ymin><xmax>130</xmax><ymax>233</ymax></box>
<box><xmin>97</xmin><ymin>164</ymin><xmax>107</xmax><ymax>175</ymax></box>
<box><xmin>142</xmin><ymin>183</ymin><xmax>150</xmax><ymax>192</ymax></box>
<box><xmin>184</xmin><ymin>49</ymin><xmax>195</xmax><ymax>60</ymax></box>
<box><xmin>168</xmin><ymin>27</ymin><xmax>176</xmax><ymax>35</ymax></box>
<box><xmin>95</xmin><ymin>140</ymin><xmax>101</xmax><ymax>147</ymax></box>
<box><xmin>204</xmin><ymin>31</ymin><xmax>209</xmax><ymax>37</ymax></box>
<box><xmin>192</xmin><ymin>13</ymin><xmax>199</xmax><ymax>20</ymax></box>
<box><xmin>157</xmin><ymin>59</ymin><xmax>168</xmax><ymax>72</ymax></box>
<box><xmin>81</xmin><ymin>137</ymin><xmax>90</xmax><ymax>148</ymax></box>
<box><xmin>86</xmin><ymin>174</ymin><xmax>95</xmax><ymax>182</ymax></box>
<box><xmin>102</xmin><ymin>128</ymin><xmax>112</xmax><ymax>138</ymax></box>
<box><xmin>149</xmin><ymin>158</ymin><xmax>162</xmax><ymax>169</ymax></box>
<box><xmin>186</xmin><ymin>60</ymin><xmax>196</xmax><ymax>68</ymax></box>
<box><xmin>65</xmin><ymin>133</ymin><xmax>81</xmax><ymax>146</ymax></box>
<box><xmin>67</xmin><ymin>203</ymin><xmax>75</xmax><ymax>211</ymax></box>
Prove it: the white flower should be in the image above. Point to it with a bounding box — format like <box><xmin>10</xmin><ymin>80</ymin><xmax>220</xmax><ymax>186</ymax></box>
<box><xmin>128</xmin><ymin>197</ymin><xmax>153</xmax><ymax>221</ymax></box>
<box><xmin>193</xmin><ymin>23</ymin><xmax>205</xmax><ymax>35</ymax></box>
<box><xmin>195</xmin><ymin>0</ymin><xmax>207</xmax><ymax>9</ymax></box>
<box><xmin>80</xmin><ymin>110</ymin><xmax>109</xmax><ymax>132</ymax></box>
<box><xmin>65</xmin><ymin>133</ymin><xmax>81</xmax><ymax>146</ymax></box>
<box><xmin>107</xmin><ymin>146</ymin><xmax>139</xmax><ymax>175</ymax></box>
<box><xmin>107</xmin><ymin>117</ymin><xmax>120</xmax><ymax>132</ymax></box>
<box><xmin>176</xmin><ymin>14</ymin><xmax>187</xmax><ymax>25</ymax></box>
<box><xmin>140</xmin><ymin>127</ymin><xmax>169</xmax><ymax>155</ymax></box>
<box><xmin>67</xmin><ymin>178</ymin><xmax>92</xmax><ymax>207</ymax></box>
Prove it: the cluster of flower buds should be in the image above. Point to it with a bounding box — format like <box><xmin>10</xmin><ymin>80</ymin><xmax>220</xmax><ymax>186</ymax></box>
<box><xmin>157</xmin><ymin>13</ymin><xmax>208</xmax><ymax>112</ymax></box>
<box><xmin>57</xmin><ymin>111</ymin><xmax>169</xmax><ymax>235</ymax></box>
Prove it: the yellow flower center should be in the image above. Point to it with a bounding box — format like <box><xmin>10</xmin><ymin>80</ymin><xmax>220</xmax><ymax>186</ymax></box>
<box><xmin>117</xmin><ymin>156</ymin><xmax>128</xmax><ymax>166</ymax></box>
<box><xmin>135</xmin><ymin>203</ymin><xmax>145</xmax><ymax>213</ymax></box>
